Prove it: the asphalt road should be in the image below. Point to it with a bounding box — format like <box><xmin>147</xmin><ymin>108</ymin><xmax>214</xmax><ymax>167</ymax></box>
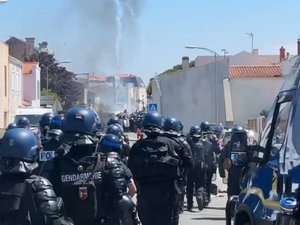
<box><xmin>127</xmin><ymin>132</ymin><xmax>228</xmax><ymax>225</ymax></box>
<box><xmin>179</xmin><ymin>181</ymin><xmax>227</xmax><ymax>225</ymax></box>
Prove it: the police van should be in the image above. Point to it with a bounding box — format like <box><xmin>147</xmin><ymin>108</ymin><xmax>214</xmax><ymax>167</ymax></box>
<box><xmin>227</xmin><ymin>56</ymin><xmax>300</xmax><ymax>225</ymax></box>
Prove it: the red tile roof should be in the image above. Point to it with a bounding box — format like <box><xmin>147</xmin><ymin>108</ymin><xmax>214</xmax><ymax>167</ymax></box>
<box><xmin>23</xmin><ymin>62</ymin><xmax>39</xmax><ymax>75</ymax></box>
<box><xmin>116</xmin><ymin>74</ymin><xmax>136</xmax><ymax>78</ymax></box>
<box><xmin>229</xmin><ymin>65</ymin><xmax>282</xmax><ymax>78</ymax></box>
<box><xmin>89</xmin><ymin>75</ymin><xmax>107</xmax><ymax>81</ymax></box>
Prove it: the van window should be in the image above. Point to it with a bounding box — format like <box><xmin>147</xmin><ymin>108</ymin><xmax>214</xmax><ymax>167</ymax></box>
<box><xmin>14</xmin><ymin>114</ymin><xmax>42</xmax><ymax>127</ymax></box>
<box><xmin>271</xmin><ymin>102</ymin><xmax>292</xmax><ymax>149</ymax></box>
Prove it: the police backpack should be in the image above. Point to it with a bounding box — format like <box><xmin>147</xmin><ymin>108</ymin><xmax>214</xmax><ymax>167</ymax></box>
<box><xmin>188</xmin><ymin>137</ymin><xmax>206</xmax><ymax>167</ymax></box>
<box><xmin>129</xmin><ymin>137</ymin><xmax>180</xmax><ymax>183</ymax></box>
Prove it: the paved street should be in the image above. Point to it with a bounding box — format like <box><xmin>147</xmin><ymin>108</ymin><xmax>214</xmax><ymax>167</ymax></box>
<box><xmin>179</xmin><ymin>184</ymin><xmax>227</xmax><ymax>225</ymax></box>
<box><xmin>127</xmin><ymin>132</ymin><xmax>228</xmax><ymax>225</ymax></box>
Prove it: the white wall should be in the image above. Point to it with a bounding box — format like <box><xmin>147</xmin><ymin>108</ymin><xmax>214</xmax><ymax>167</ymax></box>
<box><xmin>23</xmin><ymin>65</ymin><xmax>40</xmax><ymax>108</ymax></box>
<box><xmin>152</xmin><ymin>59</ymin><xmax>229</xmax><ymax>133</ymax></box>
<box><xmin>230</xmin><ymin>78</ymin><xmax>284</xmax><ymax>126</ymax></box>
<box><xmin>8</xmin><ymin>56</ymin><xmax>23</xmax><ymax>122</ymax></box>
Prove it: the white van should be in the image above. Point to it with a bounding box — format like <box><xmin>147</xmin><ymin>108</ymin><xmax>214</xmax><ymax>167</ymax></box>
<box><xmin>14</xmin><ymin>108</ymin><xmax>53</xmax><ymax>133</ymax></box>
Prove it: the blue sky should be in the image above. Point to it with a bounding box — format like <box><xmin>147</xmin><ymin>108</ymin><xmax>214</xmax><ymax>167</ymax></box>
<box><xmin>0</xmin><ymin>0</ymin><xmax>299</xmax><ymax>83</ymax></box>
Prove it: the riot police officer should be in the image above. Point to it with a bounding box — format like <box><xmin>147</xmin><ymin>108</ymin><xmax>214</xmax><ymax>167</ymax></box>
<box><xmin>220</xmin><ymin>125</ymin><xmax>248</xmax><ymax>197</ymax></box>
<box><xmin>107</xmin><ymin>116</ymin><xmax>121</xmax><ymax>126</ymax></box>
<box><xmin>40</xmin><ymin>106</ymin><xmax>104</xmax><ymax>225</ymax></box>
<box><xmin>39</xmin><ymin>112</ymin><xmax>54</xmax><ymax>142</ymax></box>
<box><xmin>186</xmin><ymin>125</ymin><xmax>208</xmax><ymax>211</ymax></box>
<box><xmin>16</xmin><ymin>116</ymin><xmax>42</xmax><ymax>149</ymax></box>
<box><xmin>40</xmin><ymin>114</ymin><xmax>65</xmax><ymax>163</ymax></box>
<box><xmin>200</xmin><ymin>121</ymin><xmax>220</xmax><ymax>204</ymax></box>
<box><xmin>47</xmin><ymin>114</ymin><xmax>65</xmax><ymax>139</ymax></box>
<box><xmin>16</xmin><ymin>116</ymin><xmax>30</xmax><ymax>129</ymax></box>
<box><xmin>128</xmin><ymin>111</ymin><xmax>181</xmax><ymax>225</ymax></box>
<box><xmin>163</xmin><ymin>117</ymin><xmax>193</xmax><ymax>213</ymax></box>
<box><xmin>97</xmin><ymin>134</ymin><xmax>140</xmax><ymax>225</ymax></box>
<box><xmin>0</xmin><ymin>128</ymin><xmax>73</xmax><ymax>225</ymax></box>
<box><xmin>106</xmin><ymin>124</ymin><xmax>131</xmax><ymax>164</ymax></box>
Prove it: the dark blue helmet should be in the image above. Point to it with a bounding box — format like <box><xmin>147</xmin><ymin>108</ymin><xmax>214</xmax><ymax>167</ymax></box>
<box><xmin>106</xmin><ymin>124</ymin><xmax>123</xmax><ymax>138</ymax></box>
<box><xmin>49</xmin><ymin>114</ymin><xmax>65</xmax><ymax>130</ymax></box>
<box><xmin>200</xmin><ymin>121</ymin><xmax>210</xmax><ymax>132</ymax></box>
<box><xmin>6</xmin><ymin>123</ymin><xmax>17</xmax><ymax>131</ymax></box>
<box><xmin>0</xmin><ymin>128</ymin><xmax>38</xmax><ymax>161</ymax></box>
<box><xmin>163</xmin><ymin>117</ymin><xmax>181</xmax><ymax>132</ymax></box>
<box><xmin>98</xmin><ymin>134</ymin><xmax>122</xmax><ymax>153</ymax></box>
<box><xmin>47</xmin><ymin>114</ymin><xmax>65</xmax><ymax>137</ymax></box>
<box><xmin>39</xmin><ymin>113</ymin><xmax>54</xmax><ymax>129</ymax></box>
<box><xmin>142</xmin><ymin>111</ymin><xmax>163</xmax><ymax>129</ymax></box>
<box><xmin>107</xmin><ymin>116</ymin><xmax>120</xmax><ymax>126</ymax></box>
<box><xmin>62</xmin><ymin>106</ymin><xmax>97</xmax><ymax>135</ymax></box>
<box><xmin>232</xmin><ymin>125</ymin><xmax>246</xmax><ymax>133</ymax></box>
<box><xmin>190</xmin><ymin>125</ymin><xmax>201</xmax><ymax>136</ymax></box>
<box><xmin>16</xmin><ymin>116</ymin><xmax>30</xmax><ymax>129</ymax></box>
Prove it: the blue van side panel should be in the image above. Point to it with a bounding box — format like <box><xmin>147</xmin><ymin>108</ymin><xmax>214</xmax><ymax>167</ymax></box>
<box><xmin>237</xmin><ymin>161</ymin><xmax>280</xmax><ymax>223</ymax></box>
<box><xmin>250</xmin><ymin>166</ymin><xmax>273</xmax><ymax>199</ymax></box>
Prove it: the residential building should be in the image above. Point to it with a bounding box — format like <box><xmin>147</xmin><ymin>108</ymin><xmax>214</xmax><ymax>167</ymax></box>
<box><xmin>116</xmin><ymin>74</ymin><xmax>147</xmax><ymax>112</ymax></box>
<box><xmin>87</xmin><ymin>74</ymin><xmax>147</xmax><ymax>114</ymax></box>
<box><xmin>23</xmin><ymin>62</ymin><xmax>41</xmax><ymax>107</ymax></box>
<box><xmin>6</xmin><ymin>37</ymin><xmax>39</xmax><ymax>62</ymax></box>
<box><xmin>8</xmin><ymin>56</ymin><xmax>23</xmax><ymax>123</ymax></box>
<box><xmin>195</xmin><ymin>48</ymin><xmax>290</xmax><ymax>67</ymax></box>
<box><xmin>0</xmin><ymin>41</ymin><xmax>9</xmax><ymax>129</ymax></box>
<box><xmin>225</xmin><ymin>65</ymin><xmax>283</xmax><ymax>126</ymax></box>
<box><xmin>150</xmin><ymin>44</ymin><xmax>295</xmax><ymax>132</ymax></box>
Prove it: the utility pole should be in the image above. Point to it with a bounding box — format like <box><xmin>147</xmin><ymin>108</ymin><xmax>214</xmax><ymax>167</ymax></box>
<box><xmin>246</xmin><ymin>32</ymin><xmax>254</xmax><ymax>53</ymax></box>
<box><xmin>221</xmin><ymin>49</ymin><xmax>228</xmax><ymax>58</ymax></box>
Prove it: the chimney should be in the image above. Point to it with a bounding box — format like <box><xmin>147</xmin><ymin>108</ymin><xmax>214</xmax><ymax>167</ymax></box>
<box><xmin>279</xmin><ymin>46</ymin><xmax>285</xmax><ymax>62</ymax></box>
<box><xmin>39</xmin><ymin>41</ymin><xmax>48</xmax><ymax>52</ymax></box>
<box><xmin>298</xmin><ymin>39</ymin><xmax>300</xmax><ymax>55</ymax></box>
<box><xmin>25</xmin><ymin>37</ymin><xmax>35</xmax><ymax>60</ymax></box>
<box><xmin>182</xmin><ymin>56</ymin><xmax>189</xmax><ymax>69</ymax></box>
<box><xmin>252</xmin><ymin>49</ymin><xmax>259</xmax><ymax>55</ymax></box>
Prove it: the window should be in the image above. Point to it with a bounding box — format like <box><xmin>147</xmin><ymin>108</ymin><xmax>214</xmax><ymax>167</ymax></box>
<box><xmin>271</xmin><ymin>101</ymin><xmax>292</xmax><ymax>148</ymax></box>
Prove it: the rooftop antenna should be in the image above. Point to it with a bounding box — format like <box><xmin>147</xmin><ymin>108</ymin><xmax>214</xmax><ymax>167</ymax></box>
<box><xmin>246</xmin><ymin>32</ymin><xmax>254</xmax><ymax>53</ymax></box>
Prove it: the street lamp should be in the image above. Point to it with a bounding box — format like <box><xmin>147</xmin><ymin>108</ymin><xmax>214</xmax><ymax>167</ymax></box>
<box><xmin>45</xmin><ymin>60</ymin><xmax>71</xmax><ymax>98</ymax></box>
<box><xmin>185</xmin><ymin>45</ymin><xmax>220</xmax><ymax>122</ymax></box>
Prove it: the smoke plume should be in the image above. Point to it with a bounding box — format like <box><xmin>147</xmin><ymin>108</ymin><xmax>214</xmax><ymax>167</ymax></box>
<box><xmin>64</xmin><ymin>0</ymin><xmax>144</xmax><ymax>75</ymax></box>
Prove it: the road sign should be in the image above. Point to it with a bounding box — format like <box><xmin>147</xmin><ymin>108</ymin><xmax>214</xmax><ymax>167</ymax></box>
<box><xmin>148</xmin><ymin>103</ymin><xmax>158</xmax><ymax>111</ymax></box>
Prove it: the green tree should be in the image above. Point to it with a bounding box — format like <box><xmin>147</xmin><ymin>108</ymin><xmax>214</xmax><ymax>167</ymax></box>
<box><xmin>146</xmin><ymin>78</ymin><xmax>153</xmax><ymax>96</ymax></box>
<box><xmin>37</xmin><ymin>52</ymin><xmax>81</xmax><ymax>110</ymax></box>
<box><xmin>162</xmin><ymin>64</ymin><xmax>182</xmax><ymax>74</ymax></box>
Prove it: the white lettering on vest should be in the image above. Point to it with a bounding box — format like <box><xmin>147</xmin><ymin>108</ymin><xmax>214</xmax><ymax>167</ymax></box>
<box><xmin>61</xmin><ymin>172</ymin><xmax>102</xmax><ymax>183</ymax></box>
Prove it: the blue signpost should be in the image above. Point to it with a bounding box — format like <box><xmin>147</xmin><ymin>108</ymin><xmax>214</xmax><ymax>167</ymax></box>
<box><xmin>148</xmin><ymin>103</ymin><xmax>158</xmax><ymax>111</ymax></box>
